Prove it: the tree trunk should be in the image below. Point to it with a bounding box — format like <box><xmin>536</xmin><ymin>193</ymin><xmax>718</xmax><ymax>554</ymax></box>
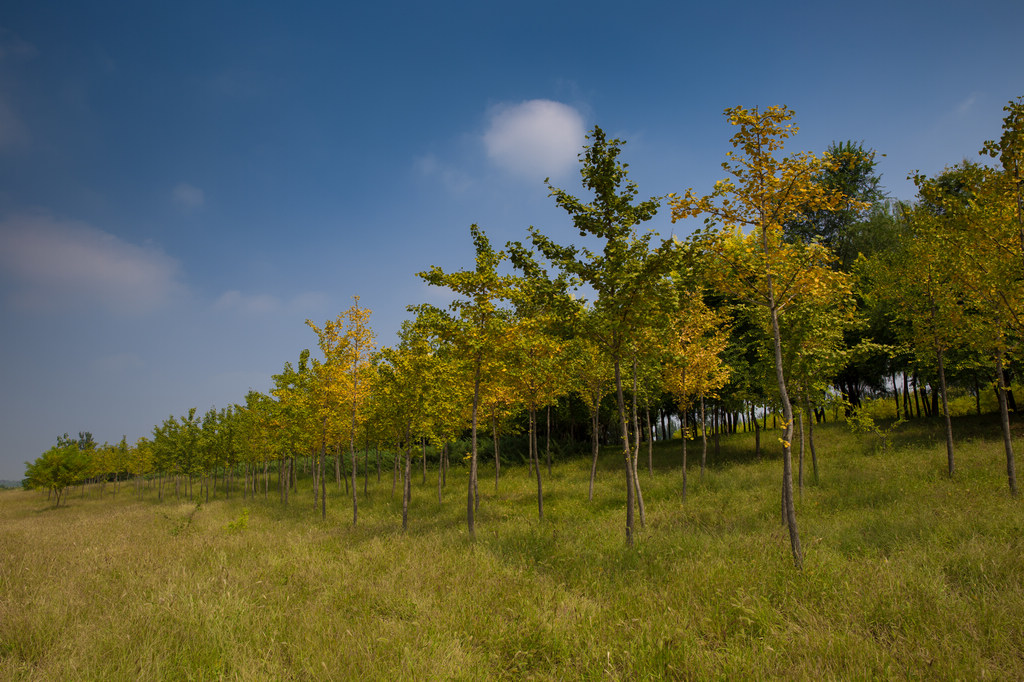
<box><xmin>805</xmin><ymin>392</ymin><xmax>819</xmax><ymax>484</ymax></box>
<box><xmin>468</xmin><ymin>359</ymin><xmax>481</xmax><ymax>539</ymax></box>
<box><xmin>892</xmin><ymin>374</ymin><xmax>901</xmax><ymax>420</ymax></box>
<box><xmin>936</xmin><ymin>346</ymin><xmax>955</xmax><ymax>478</ymax></box>
<box><xmin>996</xmin><ymin>349</ymin><xmax>1018</xmax><ymax>496</ymax></box>
<box><xmin>492</xmin><ymin>416</ymin><xmax>501</xmax><ymax>490</ymax></box>
<box><xmin>437</xmin><ymin>442</ymin><xmax>443</xmax><ymax>504</ymax></box>
<box><xmin>351</xmin><ymin>438</ymin><xmax>358</xmax><ymax>526</ymax></box>
<box><xmin>588</xmin><ymin>406</ymin><xmax>600</xmax><ymax>502</ymax></box>
<box><xmin>753</xmin><ymin>405</ymin><xmax>761</xmax><ymax>458</ymax></box>
<box><xmin>912</xmin><ymin>373</ymin><xmax>922</xmax><ymax>418</ymax></box>
<box><xmin>392</xmin><ymin>444</ymin><xmax>399</xmax><ymax>498</ymax></box>
<box><xmin>767</xmin><ymin>291</ymin><xmax>802</xmax><ymax>570</ymax></box>
<box><xmin>546</xmin><ymin>405</ymin><xmax>552</xmax><ymax>476</ymax></box>
<box><xmin>531</xmin><ymin>405</ymin><xmax>543</xmax><ymax>521</ymax></box>
<box><xmin>614</xmin><ymin>359</ymin><xmax>635</xmax><ymax>546</ymax></box>
<box><xmin>681</xmin><ymin>408</ymin><xmax>688</xmax><ymax>502</ymax></box>
<box><xmin>646</xmin><ymin>406</ymin><xmax>654</xmax><ymax>476</ymax></box>
<box><xmin>700</xmin><ymin>397</ymin><xmax>708</xmax><ymax>479</ymax></box>
<box><xmin>402</xmin><ymin>431</ymin><xmax>412</xmax><ymax>531</ymax></box>
<box><xmin>630</xmin><ymin>356</ymin><xmax>646</xmax><ymax>528</ymax></box>
<box><xmin>797</xmin><ymin>410</ymin><xmax>805</xmax><ymax>496</ymax></box>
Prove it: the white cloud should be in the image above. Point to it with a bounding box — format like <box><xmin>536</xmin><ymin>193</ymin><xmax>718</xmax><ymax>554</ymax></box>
<box><xmin>0</xmin><ymin>212</ymin><xmax>182</xmax><ymax>314</ymax></box>
<box><xmin>483</xmin><ymin>99</ymin><xmax>585</xmax><ymax>180</ymax></box>
<box><xmin>172</xmin><ymin>182</ymin><xmax>205</xmax><ymax>209</ymax></box>
<box><xmin>214</xmin><ymin>290</ymin><xmax>329</xmax><ymax>316</ymax></box>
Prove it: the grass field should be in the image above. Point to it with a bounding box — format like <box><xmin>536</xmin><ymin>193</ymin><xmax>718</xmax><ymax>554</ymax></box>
<box><xmin>2</xmin><ymin>414</ymin><xmax>1023</xmax><ymax>680</ymax></box>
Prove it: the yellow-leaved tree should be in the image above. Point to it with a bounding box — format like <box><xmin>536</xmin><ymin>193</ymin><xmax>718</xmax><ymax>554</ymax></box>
<box><xmin>670</xmin><ymin>105</ymin><xmax>866</xmax><ymax>569</ymax></box>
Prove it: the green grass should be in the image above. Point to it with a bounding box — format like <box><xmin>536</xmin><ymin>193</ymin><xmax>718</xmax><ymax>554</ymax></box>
<box><xmin>2</xmin><ymin>414</ymin><xmax>1023</xmax><ymax>680</ymax></box>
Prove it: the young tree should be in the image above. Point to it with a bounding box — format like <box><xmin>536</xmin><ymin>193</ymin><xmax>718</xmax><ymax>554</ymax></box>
<box><xmin>670</xmin><ymin>105</ymin><xmax>865</xmax><ymax>568</ymax></box>
<box><xmin>528</xmin><ymin>126</ymin><xmax>670</xmax><ymax>546</ymax></box>
<box><xmin>418</xmin><ymin>225</ymin><xmax>515</xmax><ymax>539</ymax></box>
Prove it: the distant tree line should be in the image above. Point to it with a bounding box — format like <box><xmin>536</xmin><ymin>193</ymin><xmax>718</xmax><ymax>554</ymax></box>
<box><xmin>25</xmin><ymin>98</ymin><xmax>1024</xmax><ymax>569</ymax></box>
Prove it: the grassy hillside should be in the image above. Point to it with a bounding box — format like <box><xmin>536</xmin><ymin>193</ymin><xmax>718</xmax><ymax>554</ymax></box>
<box><xmin>2</xmin><ymin>415</ymin><xmax>1022</xmax><ymax>680</ymax></box>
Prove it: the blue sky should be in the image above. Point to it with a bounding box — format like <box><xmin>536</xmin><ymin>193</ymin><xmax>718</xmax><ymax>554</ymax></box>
<box><xmin>0</xmin><ymin>1</ymin><xmax>1021</xmax><ymax>480</ymax></box>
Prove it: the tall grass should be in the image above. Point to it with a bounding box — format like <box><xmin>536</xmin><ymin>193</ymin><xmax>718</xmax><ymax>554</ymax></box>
<box><xmin>2</xmin><ymin>414</ymin><xmax>1022</xmax><ymax>680</ymax></box>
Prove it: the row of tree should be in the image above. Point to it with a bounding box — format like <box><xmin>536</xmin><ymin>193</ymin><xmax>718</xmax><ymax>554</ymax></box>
<box><xmin>25</xmin><ymin>98</ymin><xmax>1023</xmax><ymax>569</ymax></box>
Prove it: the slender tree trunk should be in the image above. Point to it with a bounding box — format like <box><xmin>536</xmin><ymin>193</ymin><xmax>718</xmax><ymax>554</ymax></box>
<box><xmin>492</xmin><ymin>416</ymin><xmax>501</xmax><ymax>490</ymax></box>
<box><xmin>588</xmin><ymin>407</ymin><xmax>600</xmax><ymax>502</ymax></box>
<box><xmin>892</xmin><ymin>374</ymin><xmax>901</xmax><ymax>420</ymax></box>
<box><xmin>437</xmin><ymin>441</ymin><xmax>443</xmax><ymax>504</ymax></box>
<box><xmin>753</xmin><ymin>405</ymin><xmax>761</xmax><ymax>458</ymax></box>
<box><xmin>468</xmin><ymin>359</ymin><xmax>481</xmax><ymax>539</ymax></box>
<box><xmin>351</xmin><ymin>437</ymin><xmax>358</xmax><ymax>526</ymax></box>
<box><xmin>767</xmin><ymin>288</ymin><xmax>802</xmax><ymax>570</ymax></box>
<box><xmin>614</xmin><ymin>359</ymin><xmax>635</xmax><ymax>546</ymax></box>
<box><xmin>402</xmin><ymin>431</ymin><xmax>412</xmax><ymax>531</ymax></box>
<box><xmin>422</xmin><ymin>439</ymin><xmax>426</xmax><ymax>485</ymax></box>
<box><xmin>713</xmin><ymin>406</ymin><xmax>720</xmax><ymax>460</ymax></box>
<box><xmin>996</xmin><ymin>349</ymin><xmax>1018</xmax><ymax>496</ymax></box>
<box><xmin>700</xmin><ymin>397</ymin><xmax>708</xmax><ymax>478</ymax></box>
<box><xmin>646</xmin><ymin>406</ymin><xmax>653</xmax><ymax>476</ymax></box>
<box><xmin>805</xmin><ymin>391</ymin><xmax>818</xmax><ymax>484</ymax></box>
<box><xmin>531</xmin><ymin>405</ymin><xmax>543</xmax><ymax>521</ymax></box>
<box><xmin>797</xmin><ymin>410</ymin><xmax>805</xmax><ymax>496</ymax></box>
<box><xmin>546</xmin><ymin>405</ymin><xmax>552</xmax><ymax>476</ymax></box>
<box><xmin>681</xmin><ymin>408</ymin><xmax>688</xmax><ymax>502</ymax></box>
<box><xmin>912</xmin><ymin>374</ymin><xmax>922</xmax><ymax>418</ymax></box>
<box><xmin>630</xmin><ymin>356</ymin><xmax>646</xmax><ymax>528</ymax></box>
<box><xmin>936</xmin><ymin>345</ymin><xmax>955</xmax><ymax>478</ymax></box>
<box><xmin>903</xmin><ymin>373</ymin><xmax>911</xmax><ymax>419</ymax></box>
<box><xmin>392</xmin><ymin>444</ymin><xmax>399</xmax><ymax>498</ymax></box>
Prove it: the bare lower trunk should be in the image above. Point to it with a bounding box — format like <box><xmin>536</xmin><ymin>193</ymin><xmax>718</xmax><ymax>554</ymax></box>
<box><xmin>493</xmin><ymin>415</ymin><xmax>501</xmax><ymax>489</ymax></box>
<box><xmin>753</xmin><ymin>405</ymin><xmax>761</xmax><ymax>458</ymax></box>
<box><xmin>700</xmin><ymin>397</ymin><xmax>707</xmax><ymax>478</ymax></box>
<box><xmin>468</xmin><ymin>359</ymin><xmax>481</xmax><ymax>539</ymax></box>
<box><xmin>614</xmin><ymin>359</ymin><xmax>635</xmax><ymax>546</ymax></box>
<box><xmin>531</xmin><ymin>405</ymin><xmax>543</xmax><ymax>521</ymax></box>
<box><xmin>646</xmin><ymin>406</ymin><xmax>653</xmax><ymax>476</ymax></box>
<box><xmin>546</xmin><ymin>405</ymin><xmax>552</xmax><ymax>476</ymax></box>
<box><xmin>805</xmin><ymin>392</ymin><xmax>818</xmax><ymax>484</ymax></box>
<box><xmin>936</xmin><ymin>345</ymin><xmax>955</xmax><ymax>478</ymax></box>
<box><xmin>996</xmin><ymin>349</ymin><xmax>1018</xmax><ymax>496</ymax></box>
<box><xmin>402</xmin><ymin>435</ymin><xmax>412</xmax><ymax>531</ymax></box>
<box><xmin>351</xmin><ymin>438</ymin><xmax>358</xmax><ymax>526</ymax></box>
<box><xmin>588</xmin><ymin>408</ymin><xmax>600</xmax><ymax>502</ymax></box>
<box><xmin>797</xmin><ymin>410</ymin><xmax>805</xmax><ymax>497</ymax></box>
<box><xmin>681</xmin><ymin>409</ymin><xmax>688</xmax><ymax>502</ymax></box>
<box><xmin>769</xmin><ymin>301</ymin><xmax>802</xmax><ymax>570</ymax></box>
<box><xmin>630</xmin><ymin>356</ymin><xmax>646</xmax><ymax>528</ymax></box>
<box><xmin>392</xmin><ymin>444</ymin><xmax>399</xmax><ymax>498</ymax></box>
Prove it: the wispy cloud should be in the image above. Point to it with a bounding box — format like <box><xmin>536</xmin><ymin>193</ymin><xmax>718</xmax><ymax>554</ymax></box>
<box><xmin>214</xmin><ymin>290</ymin><xmax>329</xmax><ymax>316</ymax></box>
<box><xmin>415</xmin><ymin>154</ymin><xmax>473</xmax><ymax>194</ymax></box>
<box><xmin>953</xmin><ymin>93</ymin><xmax>978</xmax><ymax>117</ymax></box>
<box><xmin>172</xmin><ymin>182</ymin><xmax>205</xmax><ymax>210</ymax></box>
<box><xmin>0</xmin><ymin>212</ymin><xmax>183</xmax><ymax>314</ymax></box>
<box><xmin>483</xmin><ymin>99</ymin><xmax>585</xmax><ymax>180</ymax></box>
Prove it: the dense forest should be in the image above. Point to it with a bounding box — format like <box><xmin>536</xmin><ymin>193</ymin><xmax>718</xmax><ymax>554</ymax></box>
<box><xmin>23</xmin><ymin>100</ymin><xmax>1024</xmax><ymax>569</ymax></box>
